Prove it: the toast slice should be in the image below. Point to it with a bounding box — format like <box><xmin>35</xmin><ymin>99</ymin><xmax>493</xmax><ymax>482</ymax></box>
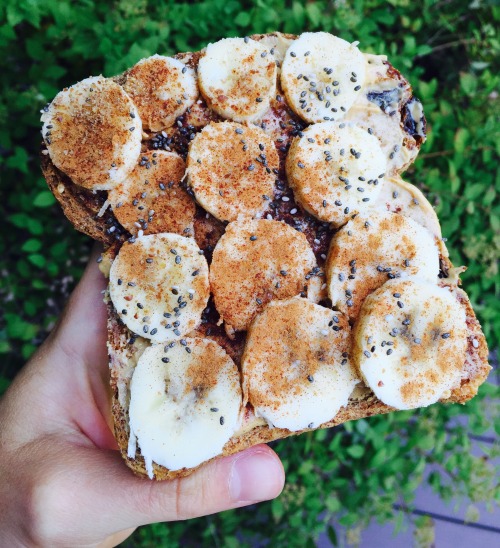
<box><xmin>40</xmin><ymin>31</ymin><xmax>491</xmax><ymax>480</ymax></box>
<box><xmin>107</xmin><ymin>284</ymin><xmax>489</xmax><ymax>480</ymax></box>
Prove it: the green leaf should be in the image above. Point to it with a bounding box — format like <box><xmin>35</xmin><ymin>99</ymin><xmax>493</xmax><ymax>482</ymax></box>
<box><xmin>454</xmin><ymin>128</ymin><xmax>469</xmax><ymax>155</ymax></box>
<box><xmin>234</xmin><ymin>12</ymin><xmax>251</xmax><ymax>26</ymax></box>
<box><xmin>346</xmin><ymin>445</ymin><xmax>365</xmax><ymax>459</ymax></box>
<box><xmin>22</xmin><ymin>238</ymin><xmax>42</xmax><ymax>252</ymax></box>
<box><xmin>460</xmin><ymin>72</ymin><xmax>477</xmax><ymax>95</ymax></box>
<box><xmin>327</xmin><ymin>525</ymin><xmax>338</xmax><ymax>546</ymax></box>
<box><xmin>5</xmin><ymin>146</ymin><xmax>29</xmax><ymax>173</ymax></box>
<box><xmin>33</xmin><ymin>191</ymin><xmax>56</xmax><ymax>208</ymax></box>
<box><xmin>271</xmin><ymin>498</ymin><xmax>284</xmax><ymax>522</ymax></box>
<box><xmin>27</xmin><ymin>253</ymin><xmax>46</xmax><ymax>267</ymax></box>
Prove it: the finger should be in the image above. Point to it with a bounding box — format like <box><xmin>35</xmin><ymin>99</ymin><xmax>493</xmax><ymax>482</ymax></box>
<box><xmin>101</xmin><ymin>444</ymin><xmax>284</xmax><ymax>527</ymax></box>
<box><xmin>24</xmin><ymin>243</ymin><xmax>117</xmax><ymax>449</ymax></box>
<box><xmin>52</xmin><ymin>242</ymin><xmax>108</xmax><ymax>369</ymax></box>
<box><xmin>42</xmin><ymin>443</ymin><xmax>285</xmax><ymax>542</ymax></box>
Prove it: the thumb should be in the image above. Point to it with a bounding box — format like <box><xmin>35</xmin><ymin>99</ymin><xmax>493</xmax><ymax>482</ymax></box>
<box><xmin>101</xmin><ymin>443</ymin><xmax>285</xmax><ymax>527</ymax></box>
<box><xmin>37</xmin><ymin>442</ymin><xmax>285</xmax><ymax>545</ymax></box>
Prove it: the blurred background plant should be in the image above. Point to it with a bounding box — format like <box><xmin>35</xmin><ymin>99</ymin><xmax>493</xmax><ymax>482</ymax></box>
<box><xmin>0</xmin><ymin>0</ymin><xmax>498</xmax><ymax>545</ymax></box>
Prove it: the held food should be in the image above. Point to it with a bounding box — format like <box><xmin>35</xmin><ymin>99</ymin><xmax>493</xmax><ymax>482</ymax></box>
<box><xmin>40</xmin><ymin>31</ymin><xmax>491</xmax><ymax>480</ymax></box>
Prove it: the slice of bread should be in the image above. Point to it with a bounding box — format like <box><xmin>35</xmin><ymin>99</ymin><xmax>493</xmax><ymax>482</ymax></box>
<box><xmin>108</xmin><ymin>283</ymin><xmax>490</xmax><ymax>480</ymax></box>
<box><xmin>40</xmin><ymin>32</ymin><xmax>491</xmax><ymax>480</ymax></box>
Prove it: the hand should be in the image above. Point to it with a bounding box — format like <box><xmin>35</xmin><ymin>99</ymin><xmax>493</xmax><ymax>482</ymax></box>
<box><xmin>0</xmin><ymin>245</ymin><xmax>285</xmax><ymax>548</ymax></box>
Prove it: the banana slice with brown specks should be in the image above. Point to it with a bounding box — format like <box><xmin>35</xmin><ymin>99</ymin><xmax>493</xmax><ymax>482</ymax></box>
<box><xmin>187</xmin><ymin>121</ymin><xmax>279</xmax><ymax>222</ymax></box>
<box><xmin>242</xmin><ymin>297</ymin><xmax>359</xmax><ymax>431</ymax></box>
<box><xmin>281</xmin><ymin>32</ymin><xmax>366</xmax><ymax>124</ymax></box>
<box><xmin>41</xmin><ymin>76</ymin><xmax>142</xmax><ymax>190</ymax></box>
<box><xmin>109</xmin><ymin>233</ymin><xmax>209</xmax><ymax>342</ymax></box>
<box><xmin>128</xmin><ymin>338</ymin><xmax>242</xmax><ymax>475</ymax></box>
<box><xmin>121</xmin><ymin>55</ymin><xmax>198</xmax><ymax>132</ymax></box>
<box><xmin>210</xmin><ymin>219</ymin><xmax>318</xmax><ymax>331</ymax></box>
<box><xmin>353</xmin><ymin>278</ymin><xmax>467</xmax><ymax>410</ymax></box>
<box><xmin>198</xmin><ymin>37</ymin><xmax>277</xmax><ymax>122</ymax></box>
<box><xmin>108</xmin><ymin>150</ymin><xmax>195</xmax><ymax>237</ymax></box>
<box><xmin>326</xmin><ymin>211</ymin><xmax>440</xmax><ymax>322</ymax></box>
<box><xmin>374</xmin><ymin>174</ymin><xmax>443</xmax><ymax>246</ymax></box>
<box><xmin>286</xmin><ymin>122</ymin><xmax>387</xmax><ymax>225</ymax></box>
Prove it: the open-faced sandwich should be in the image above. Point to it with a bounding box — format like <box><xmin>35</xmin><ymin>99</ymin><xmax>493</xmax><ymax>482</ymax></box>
<box><xmin>40</xmin><ymin>31</ymin><xmax>491</xmax><ymax>480</ymax></box>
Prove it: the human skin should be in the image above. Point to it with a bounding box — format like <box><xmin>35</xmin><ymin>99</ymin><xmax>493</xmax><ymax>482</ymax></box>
<box><xmin>0</xmin><ymin>245</ymin><xmax>285</xmax><ymax>547</ymax></box>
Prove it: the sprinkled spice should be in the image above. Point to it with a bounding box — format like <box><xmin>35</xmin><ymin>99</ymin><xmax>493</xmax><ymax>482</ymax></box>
<box><xmin>220</xmin><ymin>416</ymin><xmax>225</xmax><ymax>425</ymax></box>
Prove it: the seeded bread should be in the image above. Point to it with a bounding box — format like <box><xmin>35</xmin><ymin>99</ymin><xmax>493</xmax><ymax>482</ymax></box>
<box><xmin>40</xmin><ymin>32</ymin><xmax>491</xmax><ymax>480</ymax></box>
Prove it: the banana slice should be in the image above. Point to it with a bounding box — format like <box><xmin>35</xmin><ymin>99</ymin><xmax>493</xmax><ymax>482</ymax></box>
<box><xmin>210</xmin><ymin>219</ymin><xmax>317</xmax><ymax>331</ymax></box>
<box><xmin>344</xmin><ymin>53</ymin><xmax>423</xmax><ymax>175</ymax></box>
<box><xmin>353</xmin><ymin>279</ymin><xmax>467</xmax><ymax>409</ymax></box>
<box><xmin>41</xmin><ymin>76</ymin><xmax>142</xmax><ymax>190</ymax></box>
<box><xmin>286</xmin><ymin>122</ymin><xmax>386</xmax><ymax>225</ymax></box>
<box><xmin>197</xmin><ymin>37</ymin><xmax>277</xmax><ymax>122</ymax></box>
<box><xmin>109</xmin><ymin>233</ymin><xmax>209</xmax><ymax>342</ymax></box>
<box><xmin>374</xmin><ymin>174</ymin><xmax>443</xmax><ymax>244</ymax></box>
<box><xmin>187</xmin><ymin>122</ymin><xmax>278</xmax><ymax>222</ymax></box>
<box><xmin>121</xmin><ymin>55</ymin><xmax>197</xmax><ymax>132</ymax></box>
<box><xmin>281</xmin><ymin>32</ymin><xmax>366</xmax><ymax>124</ymax></box>
<box><xmin>256</xmin><ymin>33</ymin><xmax>295</xmax><ymax>74</ymax></box>
<box><xmin>108</xmin><ymin>151</ymin><xmax>195</xmax><ymax>237</ymax></box>
<box><xmin>326</xmin><ymin>211</ymin><xmax>440</xmax><ymax>322</ymax></box>
<box><xmin>129</xmin><ymin>338</ymin><xmax>242</xmax><ymax>474</ymax></box>
<box><xmin>242</xmin><ymin>297</ymin><xmax>358</xmax><ymax>431</ymax></box>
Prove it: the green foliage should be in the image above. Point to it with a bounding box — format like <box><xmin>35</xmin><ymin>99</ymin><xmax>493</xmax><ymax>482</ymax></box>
<box><xmin>0</xmin><ymin>0</ymin><xmax>498</xmax><ymax>545</ymax></box>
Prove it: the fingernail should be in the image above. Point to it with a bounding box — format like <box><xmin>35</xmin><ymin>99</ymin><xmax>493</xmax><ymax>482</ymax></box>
<box><xmin>229</xmin><ymin>450</ymin><xmax>283</xmax><ymax>503</ymax></box>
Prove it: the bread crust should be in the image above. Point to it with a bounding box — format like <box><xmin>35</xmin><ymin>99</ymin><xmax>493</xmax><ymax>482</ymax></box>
<box><xmin>40</xmin><ymin>32</ymin><xmax>491</xmax><ymax>480</ymax></box>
